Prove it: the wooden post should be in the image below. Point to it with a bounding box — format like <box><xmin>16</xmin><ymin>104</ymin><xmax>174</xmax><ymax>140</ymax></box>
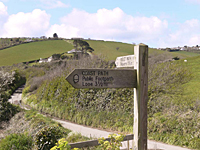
<box><xmin>133</xmin><ymin>44</ymin><xmax>148</xmax><ymax>150</ymax></box>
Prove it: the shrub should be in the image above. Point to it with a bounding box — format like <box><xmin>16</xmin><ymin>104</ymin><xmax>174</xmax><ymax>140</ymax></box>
<box><xmin>51</xmin><ymin>138</ymin><xmax>71</xmax><ymax>150</ymax></box>
<box><xmin>0</xmin><ymin>133</ymin><xmax>33</xmax><ymax>150</ymax></box>
<box><xmin>0</xmin><ymin>101</ymin><xmax>21</xmax><ymax>121</ymax></box>
<box><xmin>98</xmin><ymin>134</ymin><xmax>125</xmax><ymax>150</ymax></box>
<box><xmin>35</xmin><ymin>126</ymin><xmax>64</xmax><ymax>150</ymax></box>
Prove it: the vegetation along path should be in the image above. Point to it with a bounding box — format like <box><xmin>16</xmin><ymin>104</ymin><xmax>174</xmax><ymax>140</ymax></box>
<box><xmin>8</xmin><ymin>86</ymin><xmax>192</xmax><ymax>150</ymax></box>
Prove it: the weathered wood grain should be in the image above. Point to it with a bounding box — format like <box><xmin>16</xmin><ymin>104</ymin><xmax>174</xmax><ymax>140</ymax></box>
<box><xmin>66</xmin><ymin>69</ymin><xmax>137</xmax><ymax>88</ymax></box>
<box><xmin>69</xmin><ymin>134</ymin><xmax>134</xmax><ymax>148</ymax></box>
<box><xmin>133</xmin><ymin>44</ymin><xmax>148</xmax><ymax>150</ymax></box>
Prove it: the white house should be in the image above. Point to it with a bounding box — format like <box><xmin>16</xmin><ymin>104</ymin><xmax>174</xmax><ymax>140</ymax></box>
<box><xmin>67</xmin><ymin>49</ymin><xmax>82</xmax><ymax>54</ymax></box>
<box><xmin>48</xmin><ymin>56</ymin><xmax>53</xmax><ymax>62</ymax></box>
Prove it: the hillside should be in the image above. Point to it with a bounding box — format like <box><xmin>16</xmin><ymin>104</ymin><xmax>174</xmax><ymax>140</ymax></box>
<box><xmin>0</xmin><ymin>39</ymin><xmax>199</xmax><ymax>67</ymax></box>
<box><xmin>0</xmin><ymin>40</ymin><xmax>73</xmax><ymax>66</ymax></box>
<box><xmin>86</xmin><ymin>40</ymin><xmax>200</xmax><ymax>60</ymax></box>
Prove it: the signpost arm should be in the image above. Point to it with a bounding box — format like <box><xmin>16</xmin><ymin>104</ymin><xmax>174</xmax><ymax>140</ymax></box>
<box><xmin>133</xmin><ymin>44</ymin><xmax>148</xmax><ymax>150</ymax></box>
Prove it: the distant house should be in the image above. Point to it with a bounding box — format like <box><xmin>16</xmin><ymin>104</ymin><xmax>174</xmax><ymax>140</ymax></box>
<box><xmin>39</xmin><ymin>56</ymin><xmax>53</xmax><ymax>63</ymax></box>
<box><xmin>180</xmin><ymin>47</ymin><xmax>187</xmax><ymax>51</ymax></box>
<box><xmin>67</xmin><ymin>49</ymin><xmax>82</xmax><ymax>54</ymax></box>
<box><xmin>24</xmin><ymin>39</ymin><xmax>33</xmax><ymax>43</ymax></box>
<box><xmin>48</xmin><ymin>56</ymin><xmax>53</xmax><ymax>62</ymax></box>
<box><xmin>71</xmin><ymin>37</ymin><xmax>84</xmax><ymax>40</ymax></box>
<box><xmin>39</xmin><ymin>58</ymin><xmax>48</xmax><ymax>63</ymax></box>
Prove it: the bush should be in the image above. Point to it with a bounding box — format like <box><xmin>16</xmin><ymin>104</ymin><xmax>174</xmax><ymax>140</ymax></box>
<box><xmin>0</xmin><ymin>133</ymin><xmax>33</xmax><ymax>150</ymax></box>
<box><xmin>0</xmin><ymin>101</ymin><xmax>21</xmax><ymax>121</ymax></box>
<box><xmin>98</xmin><ymin>134</ymin><xmax>125</xmax><ymax>150</ymax></box>
<box><xmin>51</xmin><ymin>138</ymin><xmax>71</xmax><ymax>150</ymax></box>
<box><xmin>0</xmin><ymin>70</ymin><xmax>23</xmax><ymax>121</ymax></box>
<box><xmin>35</xmin><ymin>126</ymin><xmax>64</xmax><ymax>150</ymax></box>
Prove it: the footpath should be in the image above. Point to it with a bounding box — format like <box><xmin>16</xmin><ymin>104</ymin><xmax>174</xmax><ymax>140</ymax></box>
<box><xmin>8</xmin><ymin>86</ymin><xmax>192</xmax><ymax>150</ymax></box>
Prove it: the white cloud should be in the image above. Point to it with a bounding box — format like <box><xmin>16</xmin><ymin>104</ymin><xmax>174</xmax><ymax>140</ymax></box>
<box><xmin>0</xmin><ymin>2</ymin><xmax>8</xmax><ymax>15</ymax></box>
<box><xmin>165</xmin><ymin>19</ymin><xmax>200</xmax><ymax>47</ymax></box>
<box><xmin>40</xmin><ymin>0</ymin><xmax>69</xmax><ymax>9</ymax></box>
<box><xmin>57</xmin><ymin>7</ymin><xmax>168</xmax><ymax>45</ymax></box>
<box><xmin>1</xmin><ymin>4</ymin><xmax>200</xmax><ymax>48</ymax></box>
<box><xmin>45</xmin><ymin>24</ymin><xmax>79</xmax><ymax>38</ymax></box>
<box><xmin>0</xmin><ymin>2</ymin><xmax>8</xmax><ymax>34</ymax></box>
<box><xmin>2</xmin><ymin>9</ymin><xmax>51</xmax><ymax>37</ymax></box>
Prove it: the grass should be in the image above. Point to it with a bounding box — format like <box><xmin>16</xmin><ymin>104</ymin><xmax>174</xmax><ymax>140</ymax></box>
<box><xmin>179</xmin><ymin>56</ymin><xmax>200</xmax><ymax>106</ymax></box>
<box><xmin>0</xmin><ymin>39</ymin><xmax>198</xmax><ymax>66</ymax></box>
<box><xmin>173</xmin><ymin>50</ymin><xmax>200</xmax><ymax>57</ymax></box>
<box><xmin>86</xmin><ymin>40</ymin><xmax>197</xmax><ymax>60</ymax></box>
<box><xmin>0</xmin><ymin>40</ymin><xmax>73</xmax><ymax>66</ymax></box>
<box><xmin>86</xmin><ymin>40</ymin><xmax>134</xmax><ymax>60</ymax></box>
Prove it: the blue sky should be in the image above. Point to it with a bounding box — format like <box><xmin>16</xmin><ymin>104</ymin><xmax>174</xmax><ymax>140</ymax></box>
<box><xmin>1</xmin><ymin>0</ymin><xmax>200</xmax><ymax>47</ymax></box>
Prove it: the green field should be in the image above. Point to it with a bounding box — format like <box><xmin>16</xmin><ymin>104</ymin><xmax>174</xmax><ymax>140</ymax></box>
<box><xmin>86</xmin><ymin>40</ymin><xmax>199</xmax><ymax>60</ymax></box>
<box><xmin>0</xmin><ymin>40</ymin><xmax>73</xmax><ymax>66</ymax></box>
<box><xmin>173</xmin><ymin>50</ymin><xmax>200</xmax><ymax>57</ymax></box>
<box><xmin>0</xmin><ymin>39</ymin><xmax>199</xmax><ymax>66</ymax></box>
<box><xmin>86</xmin><ymin>40</ymin><xmax>134</xmax><ymax>60</ymax></box>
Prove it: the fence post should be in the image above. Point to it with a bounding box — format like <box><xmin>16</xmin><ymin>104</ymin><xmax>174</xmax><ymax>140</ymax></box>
<box><xmin>133</xmin><ymin>44</ymin><xmax>148</xmax><ymax>150</ymax></box>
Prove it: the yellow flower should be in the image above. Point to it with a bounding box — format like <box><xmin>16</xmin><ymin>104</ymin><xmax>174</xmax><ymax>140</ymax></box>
<box><xmin>104</xmin><ymin>141</ymin><xmax>109</xmax><ymax>145</ymax></box>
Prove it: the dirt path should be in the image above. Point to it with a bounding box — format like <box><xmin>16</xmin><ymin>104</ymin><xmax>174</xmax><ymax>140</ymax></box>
<box><xmin>9</xmin><ymin>86</ymin><xmax>192</xmax><ymax>150</ymax></box>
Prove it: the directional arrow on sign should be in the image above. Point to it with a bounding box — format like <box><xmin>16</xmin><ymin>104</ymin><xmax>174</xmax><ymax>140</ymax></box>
<box><xmin>66</xmin><ymin>69</ymin><xmax>137</xmax><ymax>89</ymax></box>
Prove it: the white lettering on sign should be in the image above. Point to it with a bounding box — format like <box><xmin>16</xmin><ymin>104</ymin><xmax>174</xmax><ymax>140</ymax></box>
<box><xmin>81</xmin><ymin>71</ymin><xmax>114</xmax><ymax>87</ymax></box>
<box><xmin>115</xmin><ymin>55</ymin><xmax>134</xmax><ymax>68</ymax></box>
<box><xmin>66</xmin><ymin>69</ymin><xmax>137</xmax><ymax>89</ymax></box>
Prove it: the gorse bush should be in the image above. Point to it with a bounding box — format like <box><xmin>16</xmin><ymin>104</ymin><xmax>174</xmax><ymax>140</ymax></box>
<box><xmin>98</xmin><ymin>134</ymin><xmax>125</xmax><ymax>150</ymax></box>
<box><xmin>51</xmin><ymin>138</ymin><xmax>71</xmax><ymax>150</ymax></box>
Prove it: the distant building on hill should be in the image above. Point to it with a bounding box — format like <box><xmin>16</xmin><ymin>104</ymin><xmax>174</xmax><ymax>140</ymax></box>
<box><xmin>71</xmin><ymin>37</ymin><xmax>84</xmax><ymax>40</ymax></box>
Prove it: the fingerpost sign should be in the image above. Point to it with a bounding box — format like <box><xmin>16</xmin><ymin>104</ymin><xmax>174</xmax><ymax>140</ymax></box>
<box><xmin>66</xmin><ymin>44</ymin><xmax>148</xmax><ymax>150</ymax></box>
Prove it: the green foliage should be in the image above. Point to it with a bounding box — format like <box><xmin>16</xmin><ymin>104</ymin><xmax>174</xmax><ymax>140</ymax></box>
<box><xmin>98</xmin><ymin>134</ymin><xmax>125</xmax><ymax>150</ymax></box>
<box><xmin>51</xmin><ymin>138</ymin><xmax>71</xmax><ymax>150</ymax></box>
<box><xmin>0</xmin><ymin>70</ymin><xmax>24</xmax><ymax>121</ymax></box>
<box><xmin>52</xmin><ymin>53</ymin><xmax>61</xmax><ymax>60</ymax></box>
<box><xmin>35</xmin><ymin>126</ymin><xmax>64</xmax><ymax>150</ymax></box>
<box><xmin>0</xmin><ymin>101</ymin><xmax>21</xmax><ymax>121</ymax></box>
<box><xmin>66</xmin><ymin>132</ymin><xmax>91</xmax><ymax>143</ymax></box>
<box><xmin>0</xmin><ymin>133</ymin><xmax>33</xmax><ymax>150</ymax></box>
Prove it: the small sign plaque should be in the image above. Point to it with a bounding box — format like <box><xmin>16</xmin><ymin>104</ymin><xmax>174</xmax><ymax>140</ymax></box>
<box><xmin>66</xmin><ymin>69</ymin><xmax>137</xmax><ymax>89</ymax></box>
<box><xmin>115</xmin><ymin>55</ymin><xmax>135</xmax><ymax>68</ymax></box>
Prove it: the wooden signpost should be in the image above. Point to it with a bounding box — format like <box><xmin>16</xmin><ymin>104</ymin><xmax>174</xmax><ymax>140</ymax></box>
<box><xmin>66</xmin><ymin>44</ymin><xmax>148</xmax><ymax>150</ymax></box>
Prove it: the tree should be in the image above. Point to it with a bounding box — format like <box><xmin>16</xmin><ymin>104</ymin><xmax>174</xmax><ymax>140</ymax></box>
<box><xmin>87</xmin><ymin>47</ymin><xmax>94</xmax><ymax>53</ymax></box>
<box><xmin>53</xmin><ymin>33</ymin><xmax>58</xmax><ymax>39</ymax></box>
